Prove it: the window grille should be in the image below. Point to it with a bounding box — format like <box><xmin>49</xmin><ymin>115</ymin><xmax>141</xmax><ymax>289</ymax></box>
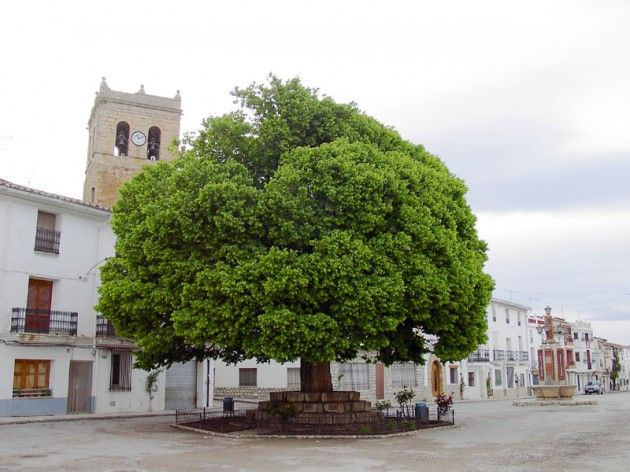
<box><xmin>34</xmin><ymin>211</ymin><xmax>60</xmax><ymax>254</ymax></box>
<box><xmin>339</xmin><ymin>363</ymin><xmax>370</xmax><ymax>390</ymax></box>
<box><xmin>239</xmin><ymin>368</ymin><xmax>257</xmax><ymax>387</ymax></box>
<box><xmin>110</xmin><ymin>349</ymin><xmax>132</xmax><ymax>391</ymax></box>
<box><xmin>287</xmin><ymin>367</ymin><xmax>301</xmax><ymax>390</ymax></box>
<box><xmin>390</xmin><ymin>363</ymin><xmax>418</xmax><ymax>388</ymax></box>
<box><xmin>449</xmin><ymin>367</ymin><xmax>458</xmax><ymax>384</ymax></box>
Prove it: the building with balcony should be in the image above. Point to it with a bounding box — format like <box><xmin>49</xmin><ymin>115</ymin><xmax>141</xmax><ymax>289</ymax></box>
<box><xmin>0</xmin><ymin>179</ymin><xmax>169</xmax><ymax>416</ymax></box>
<box><xmin>566</xmin><ymin>320</ymin><xmax>598</xmax><ymax>392</ymax></box>
<box><xmin>460</xmin><ymin>298</ymin><xmax>533</xmax><ymax>400</ymax></box>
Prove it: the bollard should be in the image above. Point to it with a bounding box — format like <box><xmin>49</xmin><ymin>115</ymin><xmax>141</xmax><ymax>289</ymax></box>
<box><xmin>223</xmin><ymin>396</ymin><xmax>234</xmax><ymax>414</ymax></box>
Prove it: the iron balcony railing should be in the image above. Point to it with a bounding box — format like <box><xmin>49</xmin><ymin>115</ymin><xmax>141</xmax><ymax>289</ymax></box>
<box><xmin>519</xmin><ymin>351</ymin><xmax>529</xmax><ymax>362</ymax></box>
<box><xmin>34</xmin><ymin>227</ymin><xmax>61</xmax><ymax>254</ymax></box>
<box><xmin>506</xmin><ymin>350</ymin><xmax>518</xmax><ymax>361</ymax></box>
<box><xmin>493</xmin><ymin>349</ymin><xmax>506</xmax><ymax>361</ymax></box>
<box><xmin>468</xmin><ymin>348</ymin><xmax>490</xmax><ymax>362</ymax></box>
<box><xmin>96</xmin><ymin>315</ymin><xmax>116</xmax><ymax>337</ymax></box>
<box><xmin>13</xmin><ymin>388</ymin><xmax>52</xmax><ymax>398</ymax></box>
<box><xmin>10</xmin><ymin>308</ymin><xmax>77</xmax><ymax>336</ymax></box>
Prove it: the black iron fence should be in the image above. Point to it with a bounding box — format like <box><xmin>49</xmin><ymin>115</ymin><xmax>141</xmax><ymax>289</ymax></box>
<box><xmin>11</xmin><ymin>308</ymin><xmax>77</xmax><ymax>335</ymax></box>
<box><xmin>175</xmin><ymin>408</ymin><xmax>253</xmax><ymax>426</ymax></box>
<box><xmin>96</xmin><ymin>315</ymin><xmax>116</xmax><ymax>337</ymax></box>
<box><xmin>34</xmin><ymin>227</ymin><xmax>61</xmax><ymax>254</ymax></box>
<box><xmin>175</xmin><ymin>405</ymin><xmax>454</xmax><ymax>436</ymax></box>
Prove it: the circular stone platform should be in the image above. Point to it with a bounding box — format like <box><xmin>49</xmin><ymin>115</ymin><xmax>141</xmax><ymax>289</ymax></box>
<box><xmin>512</xmin><ymin>399</ymin><xmax>597</xmax><ymax>406</ymax></box>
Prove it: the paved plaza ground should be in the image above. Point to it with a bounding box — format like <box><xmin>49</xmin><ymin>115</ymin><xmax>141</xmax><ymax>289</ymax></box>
<box><xmin>1</xmin><ymin>392</ymin><xmax>629</xmax><ymax>472</ymax></box>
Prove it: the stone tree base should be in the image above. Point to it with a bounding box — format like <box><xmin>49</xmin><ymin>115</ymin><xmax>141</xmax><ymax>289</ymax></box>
<box><xmin>249</xmin><ymin>391</ymin><xmax>383</xmax><ymax>433</ymax></box>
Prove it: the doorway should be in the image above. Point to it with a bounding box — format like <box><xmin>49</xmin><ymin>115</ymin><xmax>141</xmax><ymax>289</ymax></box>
<box><xmin>67</xmin><ymin>361</ymin><xmax>93</xmax><ymax>413</ymax></box>
<box><xmin>375</xmin><ymin>363</ymin><xmax>384</xmax><ymax>400</ymax></box>
<box><xmin>431</xmin><ymin>361</ymin><xmax>443</xmax><ymax>396</ymax></box>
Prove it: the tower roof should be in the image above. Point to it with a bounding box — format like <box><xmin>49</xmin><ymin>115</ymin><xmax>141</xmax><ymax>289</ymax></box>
<box><xmin>89</xmin><ymin>78</ymin><xmax>182</xmax><ymax>126</ymax></box>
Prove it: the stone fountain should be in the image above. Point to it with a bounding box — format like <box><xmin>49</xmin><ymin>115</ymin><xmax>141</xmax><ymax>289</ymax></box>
<box><xmin>530</xmin><ymin>306</ymin><xmax>577</xmax><ymax>401</ymax></box>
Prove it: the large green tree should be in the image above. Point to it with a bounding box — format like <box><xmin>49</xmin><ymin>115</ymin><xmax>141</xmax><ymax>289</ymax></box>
<box><xmin>97</xmin><ymin>76</ymin><xmax>493</xmax><ymax>392</ymax></box>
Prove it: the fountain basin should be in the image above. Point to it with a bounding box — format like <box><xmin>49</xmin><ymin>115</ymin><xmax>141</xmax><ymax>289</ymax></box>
<box><xmin>531</xmin><ymin>385</ymin><xmax>576</xmax><ymax>400</ymax></box>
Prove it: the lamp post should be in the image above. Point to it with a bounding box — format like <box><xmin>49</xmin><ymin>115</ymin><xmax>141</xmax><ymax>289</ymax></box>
<box><xmin>536</xmin><ymin>323</ymin><xmax>544</xmax><ymax>384</ymax></box>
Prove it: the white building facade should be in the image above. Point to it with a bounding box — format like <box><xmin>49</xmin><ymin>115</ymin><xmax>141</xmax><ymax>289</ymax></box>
<box><xmin>0</xmin><ymin>179</ymin><xmax>168</xmax><ymax>416</ymax></box>
<box><xmin>213</xmin><ymin>298</ymin><xmax>534</xmax><ymax>403</ymax></box>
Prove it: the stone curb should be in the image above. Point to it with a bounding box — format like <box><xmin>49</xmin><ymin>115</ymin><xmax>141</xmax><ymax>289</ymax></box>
<box><xmin>0</xmin><ymin>410</ymin><xmax>177</xmax><ymax>425</ymax></box>
<box><xmin>512</xmin><ymin>400</ymin><xmax>598</xmax><ymax>407</ymax></box>
<box><xmin>170</xmin><ymin>422</ymin><xmax>459</xmax><ymax>440</ymax></box>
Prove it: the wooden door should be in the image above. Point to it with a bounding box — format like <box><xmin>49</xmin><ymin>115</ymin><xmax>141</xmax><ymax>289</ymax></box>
<box><xmin>375</xmin><ymin>363</ymin><xmax>384</xmax><ymax>400</ymax></box>
<box><xmin>26</xmin><ymin>279</ymin><xmax>52</xmax><ymax>333</ymax></box>
<box><xmin>431</xmin><ymin>361</ymin><xmax>443</xmax><ymax>396</ymax></box>
<box><xmin>67</xmin><ymin>361</ymin><xmax>93</xmax><ymax>413</ymax></box>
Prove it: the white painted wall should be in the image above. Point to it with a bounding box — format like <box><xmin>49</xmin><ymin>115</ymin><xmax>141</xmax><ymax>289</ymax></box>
<box><xmin>214</xmin><ymin>359</ymin><xmax>299</xmax><ymax>388</ymax></box>
<box><xmin>0</xmin><ymin>185</ymin><xmax>167</xmax><ymax>415</ymax></box>
<box><xmin>93</xmin><ymin>351</ymin><xmax>166</xmax><ymax>413</ymax></box>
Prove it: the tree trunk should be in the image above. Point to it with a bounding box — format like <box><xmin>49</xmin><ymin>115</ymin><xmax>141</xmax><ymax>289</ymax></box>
<box><xmin>300</xmin><ymin>360</ymin><xmax>333</xmax><ymax>392</ymax></box>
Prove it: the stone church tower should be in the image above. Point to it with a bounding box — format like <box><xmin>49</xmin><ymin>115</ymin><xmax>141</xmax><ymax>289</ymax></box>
<box><xmin>83</xmin><ymin>78</ymin><xmax>182</xmax><ymax>207</ymax></box>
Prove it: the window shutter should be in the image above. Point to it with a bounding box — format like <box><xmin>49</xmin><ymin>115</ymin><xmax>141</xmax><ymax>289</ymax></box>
<box><xmin>36</xmin><ymin>211</ymin><xmax>56</xmax><ymax>230</ymax></box>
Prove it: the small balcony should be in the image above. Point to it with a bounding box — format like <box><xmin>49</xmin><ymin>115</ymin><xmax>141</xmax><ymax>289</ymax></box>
<box><xmin>519</xmin><ymin>351</ymin><xmax>529</xmax><ymax>362</ymax></box>
<box><xmin>11</xmin><ymin>308</ymin><xmax>77</xmax><ymax>336</ymax></box>
<box><xmin>506</xmin><ymin>350</ymin><xmax>518</xmax><ymax>362</ymax></box>
<box><xmin>34</xmin><ymin>227</ymin><xmax>61</xmax><ymax>254</ymax></box>
<box><xmin>493</xmin><ymin>349</ymin><xmax>506</xmax><ymax>361</ymax></box>
<box><xmin>96</xmin><ymin>315</ymin><xmax>116</xmax><ymax>337</ymax></box>
<box><xmin>13</xmin><ymin>388</ymin><xmax>52</xmax><ymax>398</ymax></box>
<box><xmin>468</xmin><ymin>348</ymin><xmax>490</xmax><ymax>362</ymax></box>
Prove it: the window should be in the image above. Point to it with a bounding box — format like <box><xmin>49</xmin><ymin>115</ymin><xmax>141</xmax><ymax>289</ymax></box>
<box><xmin>34</xmin><ymin>211</ymin><xmax>60</xmax><ymax>254</ymax></box>
<box><xmin>494</xmin><ymin>369</ymin><xmax>502</xmax><ymax>386</ymax></box>
<box><xmin>517</xmin><ymin>313</ymin><xmax>521</xmax><ymax>326</ymax></box>
<box><xmin>339</xmin><ymin>363</ymin><xmax>370</xmax><ymax>390</ymax></box>
<box><xmin>390</xmin><ymin>363</ymin><xmax>418</xmax><ymax>388</ymax></box>
<box><xmin>575</xmin><ymin>352</ymin><xmax>580</xmax><ymax>362</ymax></box>
<box><xmin>574</xmin><ymin>332</ymin><xmax>579</xmax><ymax>340</ymax></box>
<box><xmin>110</xmin><ymin>349</ymin><xmax>132</xmax><ymax>391</ymax></box>
<box><xmin>505</xmin><ymin>308</ymin><xmax>510</xmax><ymax>324</ymax></box>
<box><xmin>519</xmin><ymin>373</ymin><xmax>525</xmax><ymax>386</ymax></box>
<box><xmin>114</xmin><ymin>121</ymin><xmax>130</xmax><ymax>156</ymax></box>
<box><xmin>147</xmin><ymin>126</ymin><xmax>161</xmax><ymax>160</ymax></box>
<box><xmin>468</xmin><ymin>372</ymin><xmax>475</xmax><ymax>387</ymax></box>
<box><xmin>287</xmin><ymin>367</ymin><xmax>300</xmax><ymax>390</ymax></box>
<box><xmin>13</xmin><ymin>359</ymin><xmax>51</xmax><ymax>397</ymax></box>
<box><xmin>585</xmin><ymin>333</ymin><xmax>589</xmax><ymax>342</ymax></box>
<box><xmin>449</xmin><ymin>366</ymin><xmax>458</xmax><ymax>385</ymax></box>
<box><xmin>239</xmin><ymin>368</ymin><xmax>257</xmax><ymax>387</ymax></box>
<box><xmin>491</xmin><ymin>305</ymin><xmax>496</xmax><ymax>322</ymax></box>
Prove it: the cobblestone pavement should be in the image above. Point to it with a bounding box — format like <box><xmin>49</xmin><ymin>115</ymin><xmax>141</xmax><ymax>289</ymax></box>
<box><xmin>1</xmin><ymin>392</ymin><xmax>629</xmax><ymax>472</ymax></box>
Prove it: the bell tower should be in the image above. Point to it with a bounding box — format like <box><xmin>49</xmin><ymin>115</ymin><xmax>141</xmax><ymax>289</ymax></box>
<box><xmin>83</xmin><ymin>77</ymin><xmax>182</xmax><ymax>207</ymax></box>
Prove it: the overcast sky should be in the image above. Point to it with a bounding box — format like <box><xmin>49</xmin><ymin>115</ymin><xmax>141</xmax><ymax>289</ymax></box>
<box><xmin>1</xmin><ymin>1</ymin><xmax>629</xmax><ymax>343</ymax></box>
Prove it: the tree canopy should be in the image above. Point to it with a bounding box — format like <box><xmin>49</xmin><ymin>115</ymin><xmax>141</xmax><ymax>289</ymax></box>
<box><xmin>97</xmin><ymin>76</ymin><xmax>494</xmax><ymax>373</ymax></box>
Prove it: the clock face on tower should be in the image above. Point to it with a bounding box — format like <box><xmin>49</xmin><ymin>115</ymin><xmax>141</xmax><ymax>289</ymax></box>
<box><xmin>131</xmin><ymin>131</ymin><xmax>146</xmax><ymax>146</ymax></box>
